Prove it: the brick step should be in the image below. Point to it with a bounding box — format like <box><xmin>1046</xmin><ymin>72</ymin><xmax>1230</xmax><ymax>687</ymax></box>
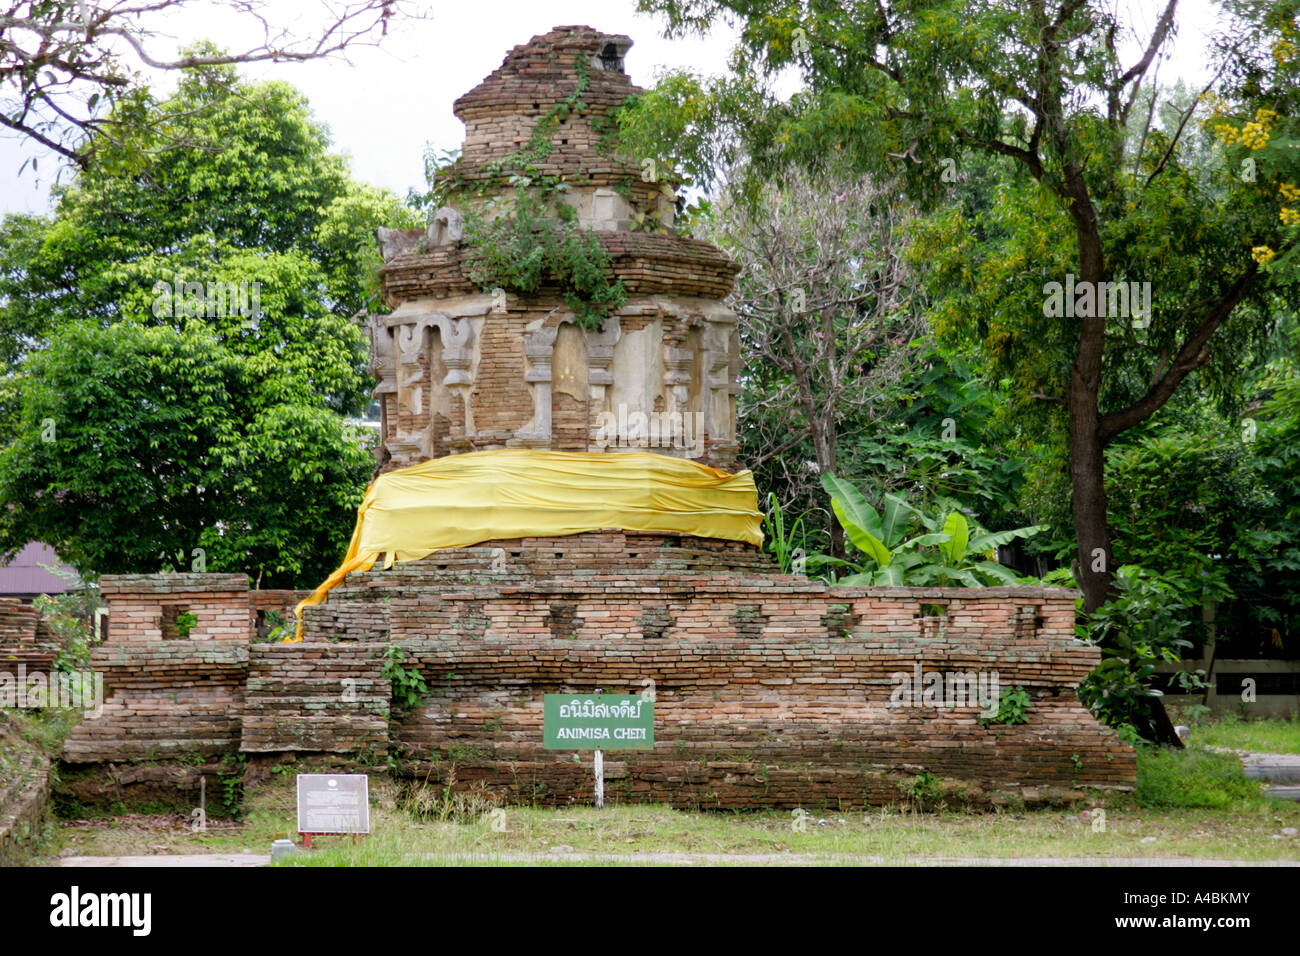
<box><xmin>240</xmin><ymin>715</ymin><xmax>388</xmax><ymax>753</ymax></box>
<box><xmin>66</xmin><ymin>719</ymin><xmax>240</xmax><ymax>738</ymax></box>
<box><xmin>62</xmin><ymin>737</ymin><xmax>237</xmax><ymax>760</ymax></box>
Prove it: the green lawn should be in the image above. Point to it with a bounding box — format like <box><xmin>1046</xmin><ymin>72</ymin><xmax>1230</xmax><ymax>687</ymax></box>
<box><xmin>38</xmin><ymin>753</ymin><xmax>1300</xmax><ymax>866</ymax></box>
<box><xmin>1183</xmin><ymin>714</ymin><xmax>1300</xmax><ymax>755</ymax></box>
<box><xmin>24</xmin><ymin>710</ymin><xmax>1300</xmax><ymax>866</ymax></box>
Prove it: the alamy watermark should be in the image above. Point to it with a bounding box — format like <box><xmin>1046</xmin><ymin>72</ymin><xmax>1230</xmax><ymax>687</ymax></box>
<box><xmin>50</xmin><ymin>885</ymin><xmax>151</xmax><ymax>936</ymax></box>
<box><xmin>592</xmin><ymin>403</ymin><xmax>705</xmax><ymax>457</ymax></box>
<box><xmin>152</xmin><ymin>278</ymin><xmax>262</xmax><ymax>322</ymax></box>
<box><xmin>1042</xmin><ymin>274</ymin><xmax>1151</xmax><ymax>328</ymax></box>
<box><xmin>1</xmin><ymin>664</ymin><xmax>103</xmax><ymax>717</ymax></box>
<box><xmin>888</xmin><ymin>662</ymin><xmax>1000</xmax><ymax>718</ymax></box>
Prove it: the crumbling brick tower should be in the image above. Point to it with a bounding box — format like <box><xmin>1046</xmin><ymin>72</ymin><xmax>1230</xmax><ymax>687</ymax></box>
<box><xmin>297</xmin><ymin>25</ymin><xmax>1135</xmax><ymax>808</ymax></box>
<box><xmin>51</xmin><ymin>26</ymin><xmax>1133</xmax><ymax>813</ymax></box>
<box><xmin>370</xmin><ymin>24</ymin><xmax>743</xmax><ymax>472</ymax></box>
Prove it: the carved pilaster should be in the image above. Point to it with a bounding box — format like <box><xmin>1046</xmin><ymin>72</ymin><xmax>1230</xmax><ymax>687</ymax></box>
<box><xmin>382</xmin><ymin>301</ymin><xmax>485</xmax><ymax>465</ymax></box>
<box><xmin>515</xmin><ymin>320</ymin><xmax>559</xmax><ymax>446</ymax></box>
<box><xmin>702</xmin><ymin>314</ymin><xmax>735</xmax><ymax>442</ymax></box>
<box><xmin>583</xmin><ymin>317</ymin><xmax>621</xmax><ymax>414</ymax></box>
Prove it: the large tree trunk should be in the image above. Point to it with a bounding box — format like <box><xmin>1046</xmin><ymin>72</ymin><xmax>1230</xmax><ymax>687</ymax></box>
<box><xmin>1071</xmin><ymin>328</ymin><xmax>1181</xmax><ymax>745</ymax></box>
<box><xmin>1059</xmin><ymin>159</ymin><xmax>1114</xmax><ymax>615</ymax></box>
<box><xmin>1068</xmin><ymin>380</ymin><xmax>1113</xmax><ymax>615</ymax></box>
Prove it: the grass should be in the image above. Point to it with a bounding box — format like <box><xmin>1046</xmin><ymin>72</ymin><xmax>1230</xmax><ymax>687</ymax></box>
<box><xmin>19</xmin><ymin>707</ymin><xmax>1300</xmax><ymax>866</ymax></box>
<box><xmin>1185</xmin><ymin>714</ymin><xmax>1300</xmax><ymax>755</ymax></box>
<box><xmin>34</xmin><ymin>760</ymin><xmax>1300</xmax><ymax>866</ymax></box>
<box><xmin>9</xmin><ymin>707</ymin><xmax>83</xmax><ymax>757</ymax></box>
<box><xmin>1135</xmin><ymin>747</ymin><xmax>1272</xmax><ymax>808</ymax></box>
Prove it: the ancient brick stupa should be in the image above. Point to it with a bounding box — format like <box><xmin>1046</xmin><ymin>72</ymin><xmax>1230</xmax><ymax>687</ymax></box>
<box><xmin>369</xmin><ymin>24</ymin><xmax>742</xmax><ymax>471</ymax></box>
<box><xmin>52</xmin><ymin>26</ymin><xmax>1132</xmax><ymax>814</ymax></box>
<box><xmin>284</xmin><ymin>26</ymin><xmax>1135</xmax><ymax>808</ymax></box>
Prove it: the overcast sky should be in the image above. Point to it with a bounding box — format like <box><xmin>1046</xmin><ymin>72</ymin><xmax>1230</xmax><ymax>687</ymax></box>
<box><xmin>0</xmin><ymin>0</ymin><xmax>1223</xmax><ymax>216</ymax></box>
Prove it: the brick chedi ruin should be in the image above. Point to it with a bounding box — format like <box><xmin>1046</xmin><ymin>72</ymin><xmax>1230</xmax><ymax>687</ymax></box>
<box><xmin>369</xmin><ymin>25</ymin><xmax>741</xmax><ymax>471</ymax></box>
<box><xmin>50</xmin><ymin>26</ymin><xmax>1135</xmax><ymax>816</ymax></box>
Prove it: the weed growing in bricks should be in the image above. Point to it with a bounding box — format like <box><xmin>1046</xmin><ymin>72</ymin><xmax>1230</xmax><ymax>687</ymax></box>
<box><xmin>217</xmin><ymin>753</ymin><xmax>247</xmax><ymax>820</ymax></box>
<box><xmin>463</xmin><ymin>191</ymin><xmax>625</xmax><ymax>331</ymax></box>
<box><xmin>382</xmin><ymin>645</ymin><xmax>428</xmax><ymax>715</ymax></box>
<box><xmin>980</xmin><ymin>686</ymin><xmax>1032</xmax><ymax>728</ymax></box>
<box><xmin>910</xmin><ymin>773</ymin><xmax>942</xmax><ymax>805</ymax></box>
<box><xmin>453</xmin><ymin>54</ymin><xmax>627</xmax><ymax>330</ymax></box>
<box><xmin>174</xmin><ymin>610</ymin><xmax>197</xmax><ymax>639</ymax></box>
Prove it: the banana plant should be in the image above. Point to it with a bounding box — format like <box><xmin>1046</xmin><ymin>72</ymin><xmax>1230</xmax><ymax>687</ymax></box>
<box><xmin>817</xmin><ymin>475</ymin><xmax>950</xmax><ymax>584</ymax></box>
<box><xmin>818</xmin><ymin>473</ymin><xmax>1042</xmax><ymax>587</ymax></box>
<box><xmin>920</xmin><ymin>508</ymin><xmax>1041</xmax><ymax>586</ymax></box>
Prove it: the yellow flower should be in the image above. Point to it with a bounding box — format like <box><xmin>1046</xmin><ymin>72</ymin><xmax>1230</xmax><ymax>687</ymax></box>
<box><xmin>1212</xmin><ymin>121</ymin><xmax>1239</xmax><ymax>146</ymax></box>
<box><xmin>1280</xmin><ymin>183</ymin><xmax>1300</xmax><ymax>203</ymax></box>
<box><xmin>1274</xmin><ymin>39</ymin><xmax>1297</xmax><ymax>64</ymax></box>
<box><xmin>1251</xmin><ymin>245</ymin><xmax>1276</xmax><ymax>264</ymax></box>
<box><xmin>1281</xmin><ymin>208</ymin><xmax>1300</xmax><ymax>227</ymax></box>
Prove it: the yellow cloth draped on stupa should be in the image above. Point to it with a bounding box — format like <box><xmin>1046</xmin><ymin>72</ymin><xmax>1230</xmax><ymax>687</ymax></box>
<box><xmin>291</xmin><ymin>448</ymin><xmax>763</xmax><ymax>639</ymax></box>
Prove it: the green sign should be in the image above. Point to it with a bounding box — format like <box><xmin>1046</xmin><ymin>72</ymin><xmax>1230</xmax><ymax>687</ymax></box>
<box><xmin>544</xmin><ymin>694</ymin><xmax>654</xmax><ymax>750</ymax></box>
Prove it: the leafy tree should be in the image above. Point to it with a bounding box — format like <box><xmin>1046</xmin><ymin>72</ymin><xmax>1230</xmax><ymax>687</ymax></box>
<box><xmin>712</xmin><ymin>164</ymin><xmax>926</xmax><ymax>556</ymax></box>
<box><xmin>1249</xmin><ymin>370</ymin><xmax>1300</xmax><ymax>633</ymax></box>
<box><xmin>849</xmin><ymin>349</ymin><xmax>1030</xmax><ymax>528</ymax></box>
<box><xmin>0</xmin><ymin>1</ymin><xmax>417</xmax><ymax>168</ymax></box>
<box><xmin>634</xmin><ymin>0</ymin><xmax>1300</xmax><ymax>616</ymax></box>
<box><xmin>0</xmin><ymin>64</ymin><xmax>410</xmax><ymax>585</ymax></box>
<box><xmin>3</xmin><ymin>62</ymin><xmax>416</xmax><ymax>343</ymax></box>
<box><xmin>0</xmin><ymin>275</ymin><xmax>376</xmax><ymax>587</ymax></box>
<box><xmin>1077</xmin><ymin>565</ymin><xmax>1206</xmax><ymax>744</ymax></box>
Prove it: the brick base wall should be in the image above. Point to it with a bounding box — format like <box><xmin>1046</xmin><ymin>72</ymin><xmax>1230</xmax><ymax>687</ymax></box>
<box><xmin>240</xmin><ymin>644</ymin><xmax>390</xmax><ymax>753</ymax></box>
<box><xmin>384</xmin><ymin>573</ymin><xmax>1134</xmax><ymax>808</ymax></box>
<box><xmin>0</xmin><ymin>716</ymin><xmax>51</xmax><ymax>864</ymax></box>
<box><xmin>0</xmin><ymin>599</ymin><xmax>56</xmax><ymax>676</ymax></box>
<box><xmin>57</xmin><ymin>539</ymin><xmax>1136</xmax><ymax>809</ymax></box>
<box><xmin>61</xmin><ymin>579</ymin><xmax>386</xmax><ymax>764</ymax></box>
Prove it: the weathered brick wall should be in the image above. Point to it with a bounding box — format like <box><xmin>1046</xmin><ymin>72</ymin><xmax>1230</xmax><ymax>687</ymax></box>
<box><xmin>0</xmin><ymin>599</ymin><xmax>54</xmax><ymax>675</ymax></box>
<box><xmin>240</xmin><ymin>644</ymin><xmax>390</xmax><ymax>754</ymax></box>
<box><xmin>61</xmin><ymin>641</ymin><xmax>248</xmax><ymax>760</ymax></box>
<box><xmin>61</xmin><ymin>577</ymin><xmax>383</xmax><ymax>764</ymax></box>
<box><xmin>473</xmin><ymin>311</ymin><xmax>533</xmax><ymax>438</ymax></box>
<box><xmin>379</xmin><ymin>236</ymin><xmax>740</xmax><ymax>305</ymax></box>
<box><xmin>299</xmin><ymin>532</ymin><xmax>774</xmax><ymax>641</ymax></box>
<box><xmin>248</xmin><ymin>588</ymin><xmax>313</xmax><ymax>640</ymax></box>
<box><xmin>99</xmin><ymin>573</ymin><xmax>253</xmax><ymax>642</ymax></box>
<box><xmin>0</xmin><ymin>715</ymin><xmax>51</xmax><ymax>864</ymax></box>
<box><xmin>450</xmin><ymin>25</ymin><xmax>660</xmax><ymax>210</ymax></box>
<box><xmin>386</xmin><ymin>574</ymin><xmax>1134</xmax><ymax>808</ymax></box>
<box><xmin>59</xmin><ymin>551</ymin><xmax>1136</xmax><ymax>810</ymax></box>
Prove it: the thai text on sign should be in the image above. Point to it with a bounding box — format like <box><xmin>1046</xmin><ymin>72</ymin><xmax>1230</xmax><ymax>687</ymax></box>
<box><xmin>543</xmin><ymin>694</ymin><xmax>654</xmax><ymax>750</ymax></box>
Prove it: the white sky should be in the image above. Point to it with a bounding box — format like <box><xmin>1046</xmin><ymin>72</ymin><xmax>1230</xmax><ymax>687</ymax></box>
<box><xmin>0</xmin><ymin>0</ymin><xmax>1222</xmax><ymax>215</ymax></box>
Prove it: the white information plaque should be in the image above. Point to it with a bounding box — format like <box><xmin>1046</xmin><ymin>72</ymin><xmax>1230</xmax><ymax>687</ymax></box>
<box><xmin>297</xmin><ymin>774</ymin><xmax>370</xmax><ymax>834</ymax></box>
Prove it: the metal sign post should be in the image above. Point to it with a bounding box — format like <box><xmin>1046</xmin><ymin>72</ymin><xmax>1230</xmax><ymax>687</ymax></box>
<box><xmin>593</xmin><ymin>687</ymin><xmax>604</xmax><ymax>809</ymax></box>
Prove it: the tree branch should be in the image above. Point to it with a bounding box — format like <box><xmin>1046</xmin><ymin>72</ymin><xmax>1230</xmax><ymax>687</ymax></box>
<box><xmin>1099</xmin><ymin>262</ymin><xmax>1261</xmax><ymax>443</ymax></box>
